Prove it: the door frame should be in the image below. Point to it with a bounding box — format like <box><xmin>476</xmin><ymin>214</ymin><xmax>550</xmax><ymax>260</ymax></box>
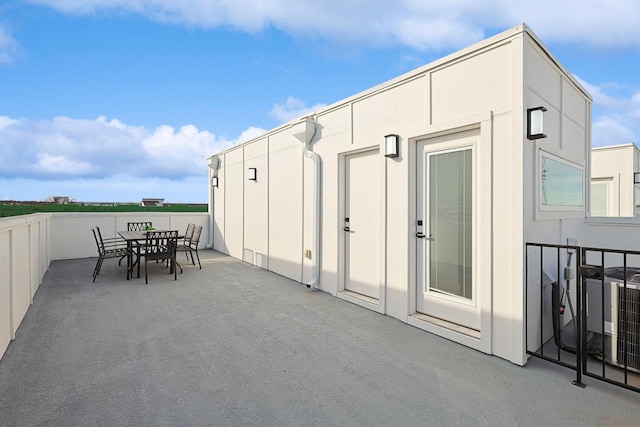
<box><xmin>407</xmin><ymin>112</ymin><xmax>493</xmax><ymax>353</ymax></box>
<box><xmin>417</xmin><ymin>139</ymin><xmax>479</xmax><ymax>328</ymax></box>
<box><xmin>337</xmin><ymin>146</ymin><xmax>387</xmax><ymax>314</ymax></box>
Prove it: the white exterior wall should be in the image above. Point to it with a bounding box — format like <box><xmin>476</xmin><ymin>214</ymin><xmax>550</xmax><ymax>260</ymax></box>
<box><xmin>591</xmin><ymin>144</ymin><xmax>640</xmax><ymax>217</ymax></box>
<box><xmin>520</xmin><ymin>33</ymin><xmax>592</xmax><ymax>364</ymax></box>
<box><xmin>208</xmin><ymin>24</ymin><xmax>592</xmax><ymax>365</ymax></box>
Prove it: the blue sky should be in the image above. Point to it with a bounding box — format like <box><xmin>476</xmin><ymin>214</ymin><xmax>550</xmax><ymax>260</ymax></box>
<box><xmin>1</xmin><ymin>0</ymin><xmax>639</xmax><ymax>203</ymax></box>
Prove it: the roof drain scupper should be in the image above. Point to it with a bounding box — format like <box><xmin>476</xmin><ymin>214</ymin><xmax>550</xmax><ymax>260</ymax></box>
<box><xmin>292</xmin><ymin>117</ymin><xmax>320</xmax><ymax>288</ymax></box>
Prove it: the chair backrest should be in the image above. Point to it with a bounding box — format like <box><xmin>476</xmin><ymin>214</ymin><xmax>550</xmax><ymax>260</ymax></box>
<box><xmin>189</xmin><ymin>225</ymin><xmax>203</xmax><ymax>248</ymax></box>
<box><xmin>184</xmin><ymin>223</ymin><xmax>195</xmax><ymax>242</ymax></box>
<box><xmin>91</xmin><ymin>228</ymin><xmax>103</xmax><ymax>255</ymax></box>
<box><xmin>128</xmin><ymin>222</ymin><xmax>153</xmax><ymax>231</ymax></box>
<box><xmin>144</xmin><ymin>230</ymin><xmax>178</xmax><ymax>257</ymax></box>
<box><xmin>94</xmin><ymin>226</ymin><xmax>108</xmax><ymax>250</ymax></box>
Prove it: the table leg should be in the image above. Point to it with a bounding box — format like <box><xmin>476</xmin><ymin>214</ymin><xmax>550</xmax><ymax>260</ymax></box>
<box><xmin>136</xmin><ymin>243</ymin><xmax>142</xmax><ymax>278</ymax></box>
<box><xmin>126</xmin><ymin>242</ymin><xmax>132</xmax><ymax>280</ymax></box>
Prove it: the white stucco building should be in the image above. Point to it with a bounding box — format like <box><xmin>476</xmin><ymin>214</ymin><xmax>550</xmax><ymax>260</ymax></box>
<box><xmin>207</xmin><ymin>24</ymin><xmax>594</xmax><ymax>365</ymax></box>
<box><xmin>591</xmin><ymin>143</ymin><xmax>640</xmax><ymax>217</ymax></box>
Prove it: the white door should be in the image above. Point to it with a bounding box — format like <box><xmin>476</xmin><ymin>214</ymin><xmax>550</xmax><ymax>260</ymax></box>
<box><xmin>344</xmin><ymin>149</ymin><xmax>380</xmax><ymax>301</ymax></box>
<box><xmin>416</xmin><ymin>130</ymin><xmax>480</xmax><ymax>330</ymax></box>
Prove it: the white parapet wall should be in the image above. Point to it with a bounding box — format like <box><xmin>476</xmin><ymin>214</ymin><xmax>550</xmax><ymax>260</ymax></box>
<box><xmin>50</xmin><ymin>212</ymin><xmax>210</xmax><ymax>260</ymax></box>
<box><xmin>0</xmin><ymin>211</ymin><xmax>209</xmax><ymax>360</ymax></box>
<box><xmin>585</xmin><ymin>217</ymin><xmax>640</xmax><ymax>251</ymax></box>
<box><xmin>0</xmin><ymin>213</ymin><xmax>52</xmax><ymax>359</ymax></box>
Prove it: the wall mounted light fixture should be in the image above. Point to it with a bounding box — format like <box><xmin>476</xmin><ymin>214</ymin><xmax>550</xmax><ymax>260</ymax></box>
<box><xmin>634</xmin><ymin>172</ymin><xmax>640</xmax><ymax>184</ymax></box>
<box><xmin>212</xmin><ymin>176</ymin><xmax>219</xmax><ymax>187</ymax></box>
<box><xmin>248</xmin><ymin>167</ymin><xmax>257</xmax><ymax>181</ymax></box>
<box><xmin>384</xmin><ymin>134</ymin><xmax>399</xmax><ymax>158</ymax></box>
<box><xmin>527</xmin><ymin>106</ymin><xmax>547</xmax><ymax>140</ymax></box>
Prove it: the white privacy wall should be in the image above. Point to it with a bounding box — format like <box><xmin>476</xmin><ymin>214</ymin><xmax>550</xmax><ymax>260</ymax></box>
<box><xmin>50</xmin><ymin>212</ymin><xmax>210</xmax><ymax>260</ymax></box>
<box><xmin>209</xmin><ymin>24</ymin><xmax>593</xmax><ymax>365</ymax></box>
<box><xmin>0</xmin><ymin>214</ymin><xmax>51</xmax><ymax>360</ymax></box>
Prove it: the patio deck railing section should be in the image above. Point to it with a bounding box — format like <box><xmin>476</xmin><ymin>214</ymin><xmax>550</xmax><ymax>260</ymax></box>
<box><xmin>526</xmin><ymin>242</ymin><xmax>640</xmax><ymax>393</ymax></box>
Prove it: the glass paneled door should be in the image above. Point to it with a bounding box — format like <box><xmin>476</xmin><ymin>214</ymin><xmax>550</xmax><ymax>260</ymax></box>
<box><xmin>416</xmin><ymin>130</ymin><xmax>480</xmax><ymax>331</ymax></box>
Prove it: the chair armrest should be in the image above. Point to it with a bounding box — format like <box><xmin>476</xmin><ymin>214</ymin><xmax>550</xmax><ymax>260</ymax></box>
<box><xmin>102</xmin><ymin>240</ymin><xmax>128</xmax><ymax>250</ymax></box>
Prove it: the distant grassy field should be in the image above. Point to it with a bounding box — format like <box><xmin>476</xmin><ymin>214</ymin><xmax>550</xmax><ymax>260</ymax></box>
<box><xmin>0</xmin><ymin>203</ymin><xmax>207</xmax><ymax>218</ymax></box>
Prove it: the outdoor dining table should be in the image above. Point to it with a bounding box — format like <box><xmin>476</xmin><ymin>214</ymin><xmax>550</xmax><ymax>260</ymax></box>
<box><xmin>117</xmin><ymin>230</ymin><xmax>147</xmax><ymax>280</ymax></box>
<box><xmin>117</xmin><ymin>230</ymin><xmax>184</xmax><ymax>280</ymax></box>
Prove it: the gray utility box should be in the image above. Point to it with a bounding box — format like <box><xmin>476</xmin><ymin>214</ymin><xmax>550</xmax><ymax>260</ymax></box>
<box><xmin>586</xmin><ymin>267</ymin><xmax>640</xmax><ymax>372</ymax></box>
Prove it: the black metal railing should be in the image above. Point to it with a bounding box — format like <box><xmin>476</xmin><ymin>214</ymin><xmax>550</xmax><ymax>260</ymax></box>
<box><xmin>526</xmin><ymin>242</ymin><xmax>640</xmax><ymax>393</ymax></box>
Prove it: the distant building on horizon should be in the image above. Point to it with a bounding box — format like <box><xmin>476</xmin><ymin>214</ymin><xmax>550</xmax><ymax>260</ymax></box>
<box><xmin>141</xmin><ymin>198</ymin><xmax>164</xmax><ymax>207</ymax></box>
<box><xmin>52</xmin><ymin>196</ymin><xmax>70</xmax><ymax>204</ymax></box>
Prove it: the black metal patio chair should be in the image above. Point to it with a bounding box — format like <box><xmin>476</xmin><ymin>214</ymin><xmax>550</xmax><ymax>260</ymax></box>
<box><xmin>176</xmin><ymin>224</ymin><xmax>202</xmax><ymax>269</ymax></box>
<box><xmin>92</xmin><ymin>227</ymin><xmax>130</xmax><ymax>282</ymax></box>
<box><xmin>141</xmin><ymin>230</ymin><xmax>181</xmax><ymax>284</ymax></box>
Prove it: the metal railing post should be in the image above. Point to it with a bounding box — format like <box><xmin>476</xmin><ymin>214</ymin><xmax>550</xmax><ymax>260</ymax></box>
<box><xmin>573</xmin><ymin>246</ymin><xmax>586</xmax><ymax>388</ymax></box>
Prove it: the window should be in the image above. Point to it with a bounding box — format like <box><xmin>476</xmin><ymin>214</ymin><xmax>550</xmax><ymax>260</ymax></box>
<box><xmin>591</xmin><ymin>182</ymin><xmax>609</xmax><ymax>216</ymax></box>
<box><xmin>540</xmin><ymin>151</ymin><xmax>584</xmax><ymax>208</ymax></box>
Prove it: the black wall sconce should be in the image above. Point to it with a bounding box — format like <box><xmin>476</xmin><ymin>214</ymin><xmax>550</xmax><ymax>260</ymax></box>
<box><xmin>248</xmin><ymin>167</ymin><xmax>257</xmax><ymax>181</ymax></box>
<box><xmin>527</xmin><ymin>106</ymin><xmax>547</xmax><ymax>140</ymax></box>
<box><xmin>384</xmin><ymin>134</ymin><xmax>399</xmax><ymax>158</ymax></box>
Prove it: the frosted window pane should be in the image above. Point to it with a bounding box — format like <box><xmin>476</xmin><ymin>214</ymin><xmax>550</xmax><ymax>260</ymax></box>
<box><xmin>541</xmin><ymin>155</ymin><xmax>583</xmax><ymax>207</ymax></box>
<box><xmin>428</xmin><ymin>149</ymin><xmax>472</xmax><ymax>299</ymax></box>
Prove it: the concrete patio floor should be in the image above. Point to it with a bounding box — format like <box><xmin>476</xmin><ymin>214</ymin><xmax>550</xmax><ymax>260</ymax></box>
<box><xmin>1</xmin><ymin>250</ymin><xmax>639</xmax><ymax>426</ymax></box>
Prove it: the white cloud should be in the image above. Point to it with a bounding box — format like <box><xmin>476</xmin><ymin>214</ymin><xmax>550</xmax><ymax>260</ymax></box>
<box><xmin>576</xmin><ymin>77</ymin><xmax>640</xmax><ymax>147</ymax></box>
<box><xmin>0</xmin><ymin>24</ymin><xmax>19</xmax><ymax>64</ymax></box>
<box><xmin>592</xmin><ymin>116</ymin><xmax>636</xmax><ymax>147</ymax></box>
<box><xmin>25</xmin><ymin>0</ymin><xmax>640</xmax><ymax>50</ymax></box>
<box><xmin>236</xmin><ymin>126</ymin><xmax>267</xmax><ymax>145</ymax></box>
<box><xmin>269</xmin><ymin>97</ymin><xmax>327</xmax><ymax>123</ymax></box>
<box><xmin>38</xmin><ymin>154</ymin><xmax>93</xmax><ymax>176</ymax></box>
<box><xmin>0</xmin><ymin>115</ymin><xmax>237</xmax><ymax>180</ymax></box>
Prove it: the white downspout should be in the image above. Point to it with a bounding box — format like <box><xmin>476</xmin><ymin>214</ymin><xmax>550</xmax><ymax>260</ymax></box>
<box><xmin>206</xmin><ymin>156</ymin><xmax>220</xmax><ymax>249</ymax></box>
<box><xmin>293</xmin><ymin>117</ymin><xmax>320</xmax><ymax>288</ymax></box>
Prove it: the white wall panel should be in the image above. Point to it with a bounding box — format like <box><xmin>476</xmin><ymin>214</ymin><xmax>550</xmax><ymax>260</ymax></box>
<box><xmin>525</xmin><ymin>38</ymin><xmax>562</xmax><ymax>108</ymax></box>
<box><xmin>432</xmin><ymin>43</ymin><xmax>512</xmax><ymax>123</ymax></box>
<box><xmin>315</xmin><ymin>107</ymin><xmax>352</xmax><ymax>293</ymax></box>
<box><xmin>315</xmin><ymin>105</ymin><xmax>352</xmax><ymax>149</ymax></box>
<box><xmin>39</xmin><ymin>221</ymin><xmax>49</xmax><ymax>285</ymax></box>
<box><xmin>243</xmin><ymin>139</ymin><xmax>269</xmax><ymax>268</ymax></box>
<box><xmin>268</xmin><ymin>134</ymin><xmax>303</xmax><ymax>282</ymax></box>
<box><xmin>11</xmin><ymin>227</ymin><xmax>30</xmax><ymax>338</ymax></box>
<box><xmin>352</xmin><ymin>77</ymin><xmax>427</xmax><ymax>146</ymax></box>
<box><xmin>562</xmin><ymin>79</ymin><xmax>587</xmax><ymax>125</ymax></box>
<box><xmin>0</xmin><ymin>230</ymin><xmax>11</xmax><ymax>358</ymax></box>
<box><xmin>213</xmin><ymin>166</ymin><xmax>226</xmax><ymax>253</ymax></box>
<box><xmin>224</xmin><ymin>149</ymin><xmax>245</xmax><ymax>260</ymax></box>
<box><xmin>29</xmin><ymin>223</ymin><xmax>40</xmax><ymax>297</ymax></box>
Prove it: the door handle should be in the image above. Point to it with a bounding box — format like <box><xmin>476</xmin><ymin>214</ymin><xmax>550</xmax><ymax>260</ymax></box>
<box><xmin>416</xmin><ymin>233</ymin><xmax>434</xmax><ymax>240</ymax></box>
<box><xmin>344</xmin><ymin>227</ymin><xmax>353</xmax><ymax>233</ymax></box>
